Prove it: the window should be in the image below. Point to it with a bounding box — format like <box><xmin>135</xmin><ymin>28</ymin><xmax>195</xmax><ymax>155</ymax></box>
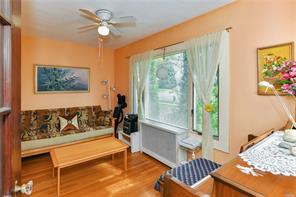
<box><xmin>131</xmin><ymin>43</ymin><xmax>229</xmax><ymax>152</ymax></box>
<box><xmin>145</xmin><ymin>52</ymin><xmax>189</xmax><ymax>128</ymax></box>
<box><xmin>144</xmin><ymin>51</ymin><xmax>219</xmax><ymax>137</ymax></box>
<box><xmin>193</xmin><ymin>74</ymin><xmax>219</xmax><ymax>138</ymax></box>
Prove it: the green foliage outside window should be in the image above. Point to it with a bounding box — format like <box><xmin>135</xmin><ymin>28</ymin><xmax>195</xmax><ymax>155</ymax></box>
<box><xmin>145</xmin><ymin>51</ymin><xmax>219</xmax><ymax>136</ymax></box>
<box><xmin>146</xmin><ymin>52</ymin><xmax>189</xmax><ymax>128</ymax></box>
<box><xmin>193</xmin><ymin>76</ymin><xmax>219</xmax><ymax>137</ymax></box>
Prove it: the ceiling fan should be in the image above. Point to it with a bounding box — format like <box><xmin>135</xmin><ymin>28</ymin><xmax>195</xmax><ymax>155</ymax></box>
<box><xmin>78</xmin><ymin>8</ymin><xmax>136</xmax><ymax>37</ymax></box>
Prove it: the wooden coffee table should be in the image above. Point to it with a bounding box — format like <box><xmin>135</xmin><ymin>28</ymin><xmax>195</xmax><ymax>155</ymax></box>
<box><xmin>50</xmin><ymin>137</ymin><xmax>129</xmax><ymax>196</ymax></box>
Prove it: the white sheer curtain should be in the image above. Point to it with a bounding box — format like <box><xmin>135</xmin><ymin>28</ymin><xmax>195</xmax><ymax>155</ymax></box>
<box><xmin>185</xmin><ymin>30</ymin><xmax>229</xmax><ymax>160</ymax></box>
<box><xmin>130</xmin><ymin>51</ymin><xmax>153</xmax><ymax>119</ymax></box>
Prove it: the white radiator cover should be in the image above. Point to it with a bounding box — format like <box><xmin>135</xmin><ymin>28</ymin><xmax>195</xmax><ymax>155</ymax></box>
<box><xmin>140</xmin><ymin>120</ymin><xmax>187</xmax><ymax>168</ymax></box>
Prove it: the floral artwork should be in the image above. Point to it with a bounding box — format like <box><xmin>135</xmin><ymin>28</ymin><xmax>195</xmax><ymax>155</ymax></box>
<box><xmin>261</xmin><ymin>54</ymin><xmax>287</xmax><ymax>79</ymax></box>
<box><xmin>276</xmin><ymin>60</ymin><xmax>296</xmax><ymax>95</ymax></box>
<box><xmin>257</xmin><ymin>42</ymin><xmax>294</xmax><ymax>95</ymax></box>
<box><xmin>35</xmin><ymin>65</ymin><xmax>90</xmax><ymax>93</ymax></box>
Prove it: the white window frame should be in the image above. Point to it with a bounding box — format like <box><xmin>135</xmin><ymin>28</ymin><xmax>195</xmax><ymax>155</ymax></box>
<box><xmin>130</xmin><ymin>42</ymin><xmax>230</xmax><ymax>153</ymax></box>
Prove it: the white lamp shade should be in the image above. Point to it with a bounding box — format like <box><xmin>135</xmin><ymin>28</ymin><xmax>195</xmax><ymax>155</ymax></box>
<box><xmin>98</xmin><ymin>25</ymin><xmax>110</xmax><ymax>36</ymax></box>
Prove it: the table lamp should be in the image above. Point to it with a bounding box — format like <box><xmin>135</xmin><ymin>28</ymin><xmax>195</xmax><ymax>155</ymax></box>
<box><xmin>259</xmin><ymin>81</ymin><xmax>296</xmax><ymax>142</ymax></box>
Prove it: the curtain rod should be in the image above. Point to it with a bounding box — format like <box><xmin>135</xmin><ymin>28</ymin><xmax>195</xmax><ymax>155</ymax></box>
<box><xmin>126</xmin><ymin>26</ymin><xmax>232</xmax><ymax>59</ymax></box>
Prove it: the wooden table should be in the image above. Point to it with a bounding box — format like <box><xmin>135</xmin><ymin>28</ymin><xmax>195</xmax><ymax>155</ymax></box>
<box><xmin>211</xmin><ymin>156</ymin><xmax>296</xmax><ymax>197</ymax></box>
<box><xmin>50</xmin><ymin>137</ymin><xmax>129</xmax><ymax>196</ymax></box>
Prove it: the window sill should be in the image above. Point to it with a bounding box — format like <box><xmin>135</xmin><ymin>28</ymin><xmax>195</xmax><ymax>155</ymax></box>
<box><xmin>192</xmin><ymin>130</ymin><xmax>219</xmax><ymax>141</ymax></box>
<box><xmin>139</xmin><ymin>119</ymin><xmax>187</xmax><ymax>135</ymax></box>
<box><xmin>188</xmin><ymin>130</ymin><xmax>229</xmax><ymax>153</ymax></box>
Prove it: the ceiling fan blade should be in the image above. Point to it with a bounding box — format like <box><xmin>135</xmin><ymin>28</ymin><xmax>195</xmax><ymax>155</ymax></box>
<box><xmin>79</xmin><ymin>8</ymin><xmax>100</xmax><ymax>20</ymax></box>
<box><xmin>80</xmin><ymin>14</ymin><xmax>101</xmax><ymax>23</ymax></box>
<box><xmin>77</xmin><ymin>25</ymin><xmax>98</xmax><ymax>33</ymax></box>
<box><xmin>78</xmin><ymin>24</ymin><xmax>99</xmax><ymax>29</ymax></box>
<box><xmin>108</xmin><ymin>25</ymin><xmax>121</xmax><ymax>37</ymax></box>
<box><xmin>109</xmin><ymin>16</ymin><xmax>136</xmax><ymax>24</ymax></box>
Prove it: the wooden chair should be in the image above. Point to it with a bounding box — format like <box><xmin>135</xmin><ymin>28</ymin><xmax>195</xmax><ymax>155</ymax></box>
<box><xmin>162</xmin><ymin>128</ymin><xmax>276</xmax><ymax>196</ymax></box>
<box><xmin>163</xmin><ymin>174</ymin><xmax>203</xmax><ymax>197</ymax></box>
<box><xmin>240</xmin><ymin>128</ymin><xmax>274</xmax><ymax>153</ymax></box>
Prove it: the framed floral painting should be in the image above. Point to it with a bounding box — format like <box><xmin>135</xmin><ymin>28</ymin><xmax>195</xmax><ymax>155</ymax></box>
<box><xmin>35</xmin><ymin>65</ymin><xmax>90</xmax><ymax>93</ymax></box>
<box><xmin>257</xmin><ymin>42</ymin><xmax>294</xmax><ymax>95</ymax></box>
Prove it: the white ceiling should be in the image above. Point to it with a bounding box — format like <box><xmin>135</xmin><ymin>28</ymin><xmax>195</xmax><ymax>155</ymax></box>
<box><xmin>22</xmin><ymin>0</ymin><xmax>234</xmax><ymax>49</ymax></box>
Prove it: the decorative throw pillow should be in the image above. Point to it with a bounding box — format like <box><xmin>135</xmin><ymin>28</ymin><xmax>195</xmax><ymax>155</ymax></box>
<box><xmin>77</xmin><ymin>108</ymin><xmax>91</xmax><ymax>129</ymax></box>
<box><xmin>103</xmin><ymin>111</ymin><xmax>112</xmax><ymax>127</ymax></box>
<box><xmin>96</xmin><ymin>110</ymin><xmax>105</xmax><ymax>126</ymax></box>
<box><xmin>59</xmin><ymin>114</ymin><xmax>79</xmax><ymax>132</ymax></box>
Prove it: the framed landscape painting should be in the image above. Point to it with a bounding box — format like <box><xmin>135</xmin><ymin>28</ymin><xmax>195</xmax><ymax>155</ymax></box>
<box><xmin>35</xmin><ymin>65</ymin><xmax>90</xmax><ymax>93</ymax></box>
<box><xmin>257</xmin><ymin>42</ymin><xmax>294</xmax><ymax>95</ymax></box>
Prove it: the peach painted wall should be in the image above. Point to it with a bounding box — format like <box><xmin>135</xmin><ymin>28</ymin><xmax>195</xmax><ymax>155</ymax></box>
<box><xmin>114</xmin><ymin>0</ymin><xmax>296</xmax><ymax>163</ymax></box>
<box><xmin>21</xmin><ymin>35</ymin><xmax>115</xmax><ymax>111</ymax></box>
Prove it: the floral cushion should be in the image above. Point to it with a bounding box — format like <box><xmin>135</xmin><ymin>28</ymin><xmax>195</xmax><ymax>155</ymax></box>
<box><xmin>21</xmin><ymin>105</ymin><xmax>112</xmax><ymax>141</ymax></box>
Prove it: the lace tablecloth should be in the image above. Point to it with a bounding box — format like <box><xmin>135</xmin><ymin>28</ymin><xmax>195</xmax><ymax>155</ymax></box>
<box><xmin>239</xmin><ymin>131</ymin><xmax>296</xmax><ymax>176</ymax></box>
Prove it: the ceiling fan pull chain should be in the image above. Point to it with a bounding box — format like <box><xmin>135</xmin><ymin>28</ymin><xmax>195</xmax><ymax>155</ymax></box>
<box><xmin>98</xmin><ymin>37</ymin><xmax>103</xmax><ymax>65</ymax></box>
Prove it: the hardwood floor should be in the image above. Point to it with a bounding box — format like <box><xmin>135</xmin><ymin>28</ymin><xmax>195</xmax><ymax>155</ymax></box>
<box><xmin>22</xmin><ymin>151</ymin><xmax>169</xmax><ymax>197</ymax></box>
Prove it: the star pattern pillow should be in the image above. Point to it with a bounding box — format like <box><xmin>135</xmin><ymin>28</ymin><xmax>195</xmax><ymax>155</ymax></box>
<box><xmin>59</xmin><ymin>114</ymin><xmax>79</xmax><ymax>132</ymax></box>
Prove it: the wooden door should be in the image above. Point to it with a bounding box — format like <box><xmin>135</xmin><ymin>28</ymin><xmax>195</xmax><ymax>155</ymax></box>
<box><xmin>0</xmin><ymin>0</ymin><xmax>21</xmax><ymax>196</ymax></box>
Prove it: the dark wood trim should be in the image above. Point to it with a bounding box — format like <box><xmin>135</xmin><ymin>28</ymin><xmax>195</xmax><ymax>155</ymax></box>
<box><xmin>0</xmin><ymin>12</ymin><xmax>11</xmax><ymax>25</ymax></box>
<box><xmin>2</xmin><ymin>19</ymin><xmax>13</xmax><ymax>197</ymax></box>
<box><xmin>2</xmin><ymin>0</ymin><xmax>21</xmax><ymax>195</ymax></box>
<box><xmin>0</xmin><ymin>107</ymin><xmax>11</xmax><ymax>115</ymax></box>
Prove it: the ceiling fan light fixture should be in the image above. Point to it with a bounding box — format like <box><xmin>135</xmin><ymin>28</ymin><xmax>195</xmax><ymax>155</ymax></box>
<box><xmin>79</xmin><ymin>8</ymin><xmax>136</xmax><ymax>37</ymax></box>
<box><xmin>98</xmin><ymin>25</ymin><xmax>109</xmax><ymax>36</ymax></box>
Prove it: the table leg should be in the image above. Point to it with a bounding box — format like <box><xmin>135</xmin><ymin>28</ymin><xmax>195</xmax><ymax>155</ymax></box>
<box><xmin>124</xmin><ymin>149</ymin><xmax>127</xmax><ymax>171</ymax></box>
<box><xmin>57</xmin><ymin>167</ymin><xmax>60</xmax><ymax>196</ymax></box>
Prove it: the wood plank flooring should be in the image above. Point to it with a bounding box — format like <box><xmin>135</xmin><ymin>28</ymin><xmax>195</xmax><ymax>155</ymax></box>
<box><xmin>22</xmin><ymin>151</ymin><xmax>169</xmax><ymax>197</ymax></box>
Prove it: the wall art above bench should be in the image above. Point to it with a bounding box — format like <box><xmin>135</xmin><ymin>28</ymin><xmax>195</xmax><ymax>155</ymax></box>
<box><xmin>35</xmin><ymin>64</ymin><xmax>90</xmax><ymax>93</ymax></box>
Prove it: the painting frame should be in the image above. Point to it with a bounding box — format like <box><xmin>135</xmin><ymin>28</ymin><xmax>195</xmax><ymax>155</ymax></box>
<box><xmin>34</xmin><ymin>64</ymin><xmax>90</xmax><ymax>94</ymax></box>
<box><xmin>257</xmin><ymin>42</ymin><xmax>294</xmax><ymax>95</ymax></box>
